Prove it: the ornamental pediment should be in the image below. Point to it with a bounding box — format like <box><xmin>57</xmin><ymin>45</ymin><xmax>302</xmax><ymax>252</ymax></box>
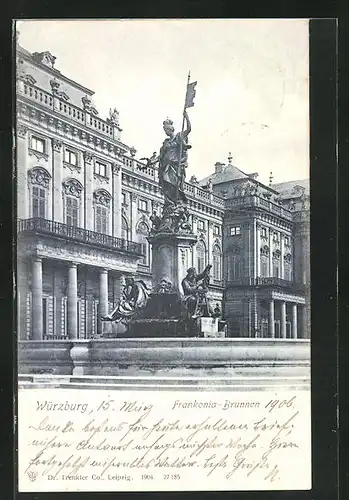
<box><xmin>32</xmin><ymin>51</ymin><xmax>57</xmax><ymax>69</ymax></box>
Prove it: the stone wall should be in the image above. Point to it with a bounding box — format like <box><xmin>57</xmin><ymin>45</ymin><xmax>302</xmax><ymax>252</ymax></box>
<box><xmin>18</xmin><ymin>338</ymin><xmax>310</xmax><ymax>387</ymax></box>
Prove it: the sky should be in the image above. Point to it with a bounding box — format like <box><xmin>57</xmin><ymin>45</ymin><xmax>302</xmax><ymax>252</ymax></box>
<box><xmin>17</xmin><ymin>19</ymin><xmax>309</xmax><ymax>185</ymax></box>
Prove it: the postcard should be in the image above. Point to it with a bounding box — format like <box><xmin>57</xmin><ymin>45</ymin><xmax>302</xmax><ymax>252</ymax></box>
<box><xmin>15</xmin><ymin>18</ymin><xmax>311</xmax><ymax>492</ymax></box>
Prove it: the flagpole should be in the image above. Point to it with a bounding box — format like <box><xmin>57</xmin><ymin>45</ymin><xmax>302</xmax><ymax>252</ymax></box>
<box><xmin>176</xmin><ymin>71</ymin><xmax>191</xmax><ymax>203</ymax></box>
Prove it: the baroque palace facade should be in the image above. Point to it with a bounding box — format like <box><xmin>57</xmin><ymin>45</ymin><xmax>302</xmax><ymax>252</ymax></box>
<box><xmin>16</xmin><ymin>42</ymin><xmax>310</xmax><ymax>341</ymax></box>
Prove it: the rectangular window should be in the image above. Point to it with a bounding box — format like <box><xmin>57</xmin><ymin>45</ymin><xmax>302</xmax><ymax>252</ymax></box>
<box><xmin>95</xmin><ymin>205</ymin><xmax>108</xmax><ymax>234</ymax></box>
<box><xmin>138</xmin><ymin>199</ymin><xmax>148</xmax><ymax>212</ymax></box>
<box><xmin>284</xmin><ymin>264</ymin><xmax>292</xmax><ymax>281</ymax></box>
<box><xmin>273</xmin><ymin>232</ymin><xmax>280</xmax><ymax>242</ymax></box>
<box><xmin>261</xmin><ymin>258</ymin><xmax>269</xmax><ymax>277</ymax></box>
<box><xmin>198</xmin><ymin>220</ymin><xmax>205</xmax><ymax>231</ymax></box>
<box><xmin>261</xmin><ymin>227</ymin><xmax>268</xmax><ymax>238</ymax></box>
<box><xmin>228</xmin><ymin>255</ymin><xmax>241</xmax><ymax>280</ymax></box>
<box><xmin>213</xmin><ymin>225</ymin><xmax>221</xmax><ymax>236</ymax></box>
<box><xmin>273</xmin><ymin>261</ymin><xmax>280</xmax><ymax>278</ymax></box>
<box><xmin>66</xmin><ymin>196</ymin><xmax>79</xmax><ymax>226</ymax></box>
<box><xmin>122</xmin><ymin>192</ymin><xmax>127</xmax><ymax>205</ymax></box>
<box><xmin>64</xmin><ymin>149</ymin><xmax>78</xmax><ymax>166</ymax></box>
<box><xmin>32</xmin><ymin>186</ymin><xmax>46</xmax><ymax>218</ymax></box>
<box><xmin>94</xmin><ymin>160</ymin><xmax>107</xmax><ymax>177</ymax></box>
<box><xmin>230</xmin><ymin>226</ymin><xmax>241</xmax><ymax>236</ymax></box>
<box><xmin>31</xmin><ymin>136</ymin><xmax>45</xmax><ymax>153</ymax></box>
<box><xmin>284</xmin><ymin>236</ymin><xmax>290</xmax><ymax>246</ymax></box>
<box><xmin>140</xmin><ymin>243</ymin><xmax>148</xmax><ymax>265</ymax></box>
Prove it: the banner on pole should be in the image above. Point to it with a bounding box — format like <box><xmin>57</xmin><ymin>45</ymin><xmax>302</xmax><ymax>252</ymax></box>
<box><xmin>184</xmin><ymin>81</ymin><xmax>197</xmax><ymax>108</ymax></box>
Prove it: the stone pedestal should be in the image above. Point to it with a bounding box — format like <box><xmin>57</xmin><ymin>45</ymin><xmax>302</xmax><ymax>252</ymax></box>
<box><xmin>148</xmin><ymin>232</ymin><xmax>197</xmax><ymax>292</ymax></box>
<box><xmin>200</xmin><ymin>317</ymin><xmax>227</xmax><ymax>338</ymax></box>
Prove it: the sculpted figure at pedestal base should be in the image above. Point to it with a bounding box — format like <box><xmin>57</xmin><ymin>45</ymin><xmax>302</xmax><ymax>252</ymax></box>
<box><xmin>101</xmin><ymin>277</ymin><xmax>150</xmax><ymax>323</ymax></box>
<box><xmin>181</xmin><ymin>264</ymin><xmax>213</xmax><ymax>319</ymax></box>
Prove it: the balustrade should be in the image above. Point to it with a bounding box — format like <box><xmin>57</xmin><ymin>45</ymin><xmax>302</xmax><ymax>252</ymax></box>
<box><xmin>23</xmin><ymin>83</ymin><xmax>53</xmax><ymax>109</ymax></box>
<box><xmin>18</xmin><ymin>218</ymin><xmax>143</xmax><ymax>255</ymax></box>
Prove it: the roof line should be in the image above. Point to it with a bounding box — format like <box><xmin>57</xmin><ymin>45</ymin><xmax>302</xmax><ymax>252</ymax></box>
<box><xmin>17</xmin><ymin>45</ymin><xmax>95</xmax><ymax>96</ymax></box>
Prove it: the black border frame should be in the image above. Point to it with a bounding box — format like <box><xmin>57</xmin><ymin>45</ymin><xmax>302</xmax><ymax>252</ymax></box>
<box><xmin>0</xmin><ymin>11</ymin><xmax>341</xmax><ymax>500</ymax></box>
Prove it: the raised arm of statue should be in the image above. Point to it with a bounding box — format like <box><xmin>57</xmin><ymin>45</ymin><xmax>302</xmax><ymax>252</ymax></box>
<box><xmin>183</xmin><ymin>110</ymin><xmax>191</xmax><ymax>137</ymax></box>
<box><xmin>196</xmin><ymin>264</ymin><xmax>212</xmax><ymax>281</ymax></box>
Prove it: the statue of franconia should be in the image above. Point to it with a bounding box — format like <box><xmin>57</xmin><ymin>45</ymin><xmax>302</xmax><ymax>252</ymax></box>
<box><xmin>147</xmin><ymin>110</ymin><xmax>192</xmax><ymax>208</ymax></box>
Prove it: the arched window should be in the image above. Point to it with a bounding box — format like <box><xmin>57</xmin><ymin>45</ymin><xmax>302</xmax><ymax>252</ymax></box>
<box><xmin>93</xmin><ymin>189</ymin><xmax>111</xmax><ymax>234</ymax></box>
<box><xmin>28</xmin><ymin>167</ymin><xmax>51</xmax><ymax>219</ymax></box>
<box><xmin>212</xmin><ymin>244</ymin><xmax>222</xmax><ymax>281</ymax></box>
<box><xmin>196</xmin><ymin>240</ymin><xmax>206</xmax><ymax>274</ymax></box>
<box><xmin>62</xmin><ymin>178</ymin><xmax>83</xmax><ymax>227</ymax></box>
<box><xmin>137</xmin><ymin>221</ymin><xmax>150</xmax><ymax>266</ymax></box>
<box><xmin>121</xmin><ymin>216</ymin><xmax>129</xmax><ymax>241</ymax></box>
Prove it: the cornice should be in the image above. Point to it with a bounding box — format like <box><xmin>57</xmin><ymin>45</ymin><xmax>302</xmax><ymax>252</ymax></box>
<box><xmin>17</xmin><ymin>95</ymin><xmax>128</xmax><ymax>157</ymax></box>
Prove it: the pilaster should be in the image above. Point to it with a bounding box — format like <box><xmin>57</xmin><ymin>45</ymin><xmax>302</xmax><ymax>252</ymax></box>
<box><xmin>130</xmin><ymin>192</ymin><xmax>138</xmax><ymax>240</ymax></box>
<box><xmin>84</xmin><ymin>152</ymin><xmax>94</xmax><ymax>230</ymax></box>
<box><xmin>52</xmin><ymin>139</ymin><xmax>63</xmax><ymax>222</ymax></box>
<box><xmin>112</xmin><ymin>162</ymin><xmax>122</xmax><ymax>238</ymax></box>
<box><xmin>16</xmin><ymin>124</ymin><xmax>28</xmax><ymax>219</ymax></box>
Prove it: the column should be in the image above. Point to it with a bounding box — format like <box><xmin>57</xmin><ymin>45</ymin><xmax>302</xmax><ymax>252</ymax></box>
<box><xmin>32</xmin><ymin>257</ymin><xmax>43</xmax><ymax>340</ymax></box>
<box><xmin>52</xmin><ymin>139</ymin><xmax>63</xmax><ymax>222</ymax></box>
<box><xmin>16</xmin><ymin>125</ymin><xmax>28</xmax><ymax>219</ymax></box>
<box><xmin>268</xmin><ymin>299</ymin><xmax>275</xmax><ymax>338</ymax></box>
<box><xmin>112</xmin><ymin>163</ymin><xmax>122</xmax><ymax>238</ymax></box>
<box><xmin>302</xmin><ymin>305</ymin><xmax>309</xmax><ymax>338</ymax></box>
<box><xmin>280</xmin><ymin>301</ymin><xmax>287</xmax><ymax>338</ymax></box>
<box><xmin>67</xmin><ymin>263</ymin><xmax>78</xmax><ymax>339</ymax></box>
<box><xmin>112</xmin><ymin>275</ymin><xmax>126</xmax><ymax>335</ymax></box>
<box><xmin>99</xmin><ymin>269</ymin><xmax>109</xmax><ymax>335</ymax></box>
<box><xmin>251</xmin><ymin>293</ymin><xmax>258</xmax><ymax>337</ymax></box>
<box><xmin>292</xmin><ymin>303</ymin><xmax>298</xmax><ymax>339</ymax></box>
